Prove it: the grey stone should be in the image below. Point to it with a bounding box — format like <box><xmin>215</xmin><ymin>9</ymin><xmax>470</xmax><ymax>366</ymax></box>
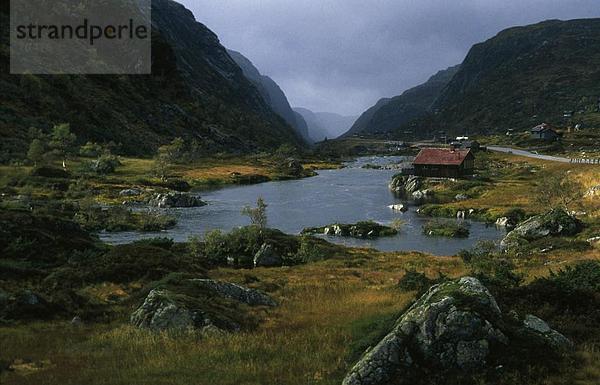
<box><xmin>455</xmin><ymin>194</ymin><xmax>469</xmax><ymax>201</ymax></box>
<box><xmin>130</xmin><ymin>289</ymin><xmax>204</xmax><ymax>332</ymax></box>
<box><xmin>523</xmin><ymin>315</ymin><xmax>573</xmax><ymax>350</ymax></box>
<box><xmin>389</xmin><ymin>175</ymin><xmax>423</xmax><ymax>194</ymax></box>
<box><xmin>131</xmin><ymin>280</ymin><xmax>276</xmax><ymax>333</ymax></box>
<box><xmin>501</xmin><ymin>208</ymin><xmax>582</xmax><ymax>250</ymax></box>
<box><xmin>189</xmin><ymin>279</ymin><xmax>277</xmax><ymax>307</ymax></box>
<box><xmin>388</xmin><ymin>204</ymin><xmax>408</xmax><ymax>212</ymax></box>
<box><xmin>119</xmin><ymin>189</ymin><xmax>142</xmax><ymax>196</ymax></box>
<box><xmin>342</xmin><ymin>277</ymin><xmax>571</xmax><ymax>385</ymax></box>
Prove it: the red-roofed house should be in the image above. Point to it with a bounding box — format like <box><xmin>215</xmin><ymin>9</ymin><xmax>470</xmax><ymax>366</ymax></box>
<box><xmin>412</xmin><ymin>148</ymin><xmax>474</xmax><ymax>178</ymax></box>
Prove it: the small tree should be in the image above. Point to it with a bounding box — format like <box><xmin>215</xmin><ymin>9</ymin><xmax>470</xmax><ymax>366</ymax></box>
<box><xmin>535</xmin><ymin>173</ymin><xmax>583</xmax><ymax>211</ymax></box>
<box><xmin>242</xmin><ymin>197</ymin><xmax>268</xmax><ymax>229</ymax></box>
<box><xmin>153</xmin><ymin>138</ymin><xmax>186</xmax><ymax>181</ymax></box>
<box><xmin>27</xmin><ymin>138</ymin><xmax>45</xmax><ymax>166</ymax></box>
<box><xmin>49</xmin><ymin>123</ymin><xmax>76</xmax><ymax>167</ymax></box>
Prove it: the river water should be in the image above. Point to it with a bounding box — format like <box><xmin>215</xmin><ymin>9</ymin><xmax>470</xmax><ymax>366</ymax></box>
<box><xmin>100</xmin><ymin>156</ymin><xmax>505</xmax><ymax>255</ymax></box>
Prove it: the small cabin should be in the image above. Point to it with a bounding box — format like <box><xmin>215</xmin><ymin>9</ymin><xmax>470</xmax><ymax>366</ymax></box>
<box><xmin>412</xmin><ymin>148</ymin><xmax>474</xmax><ymax>178</ymax></box>
<box><xmin>530</xmin><ymin>123</ymin><xmax>559</xmax><ymax>141</ymax></box>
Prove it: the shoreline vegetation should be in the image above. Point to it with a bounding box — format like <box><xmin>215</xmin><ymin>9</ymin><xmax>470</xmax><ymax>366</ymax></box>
<box><xmin>1</xmin><ymin>136</ymin><xmax>600</xmax><ymax>385</ymax></box>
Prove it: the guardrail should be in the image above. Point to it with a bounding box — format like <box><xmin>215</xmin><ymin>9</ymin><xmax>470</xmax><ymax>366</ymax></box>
<box><xmin>570</xmin><ymin>158</ymin><xmax>600</xmax><ymax>164</ymax></box>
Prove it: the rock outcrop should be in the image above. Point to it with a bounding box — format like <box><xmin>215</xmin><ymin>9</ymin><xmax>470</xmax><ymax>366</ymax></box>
<box><xmin>131</xmin><ymin>278</ymin><xmax>276</xmax><ymax>333</ymax></box>
<box><xmin>303</xmin><ymin>221</ymin><xmax>398</xmax><ymax>239</ymax></box>
<box><xmin>501</xmin><ymin>208</ymin><xmax>582</xmax><ymax>249</ymax></box>
<box><xmin>389</xmin><ymin>175</ymin><xmax>423</xmax><ymax>195</ymax></box>
<box><xmin>342</xmin><ymin>277</ymin><xmax>571</xmax><ymax>385</ymax></box>
<box><xmin>149</xmin><ymin>192</ymin><xmax>206</xmax><ymax>208</ymax></box>
<box><xmin>388</xmin><ymin>204</ymin><xmax>408</xmax><ymax>212</ymax></box>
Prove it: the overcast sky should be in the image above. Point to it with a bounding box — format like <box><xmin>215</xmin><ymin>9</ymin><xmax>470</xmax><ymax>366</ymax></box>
<box><xmin>181</xmin><ymin>0</ymin><xmax>599</xmax><ymax>116</ymax></box>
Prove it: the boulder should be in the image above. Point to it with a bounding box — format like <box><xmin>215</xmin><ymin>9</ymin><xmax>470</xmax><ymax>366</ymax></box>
<box><xmin>522</xmin><ymin>315</ymin><xmax>572</xmax><ymax>351</ymax></box>
<box><xmin>149</xmin><ymin>192</ymin><xmax>206</xmax><ymax>208</ymax></box>
<box><xmin>342</xmin><ymin>277</ymin><xmax>571</xmax><ymax>385</ymax></box>
<box><xmin>389</xmin><ymin>175</ymin><xmax>423</xmax><ymax>195</ymax></box>
<box><xmin>130</xmin><ymin>289</ymin><xmax>208</xmax><ymax>332</ymax></box>
<box><xmin>131</xmin><ymin>279</ymin><xmax>276</xmax><ymax>333</ymax></box>
<box><xmin>495</xmin><ymin>217</ymin><xmax>510</xmax><ymax>227</ymax></box>
<box><xmin>411</xmin><ymin>189</ymin><xmax>432</xmax><ymax>204</ymax></box>
<box><xmin>584</xmin><ymin>185</ymin><xmax>600</xmax><ymax>197</ymax></box>
<box><xmin>587</xmin><ymin>236</ymin><xmax>600</xmax><ymax>249</ymax></box>
<box><xmin>190</xmin><ymin>279</ymin><xmax>277</xmax><ymax>307</ymax></box>
<box><xmin>119</xmin><ymin>189</ymin><xmax>141</xmax><ymax>197</ymax></box>
<box><xmin>501</xmin><ymin>208</ymin><xmax>583</xmax><ymax>249</ymax></box>
<box><xmin>455</xmin><ymin>194</ymin><xmax>469</xmax><ymax>201</ymax></box>
<box><xmin>253</xmin><ymin>243</ymin><xmax>283</xmax><ymax>268</ymax></box>
<box><xmin>388</xmin><ymin>204</ymin><xmax>408</xmax><ymax>212</ymax></box>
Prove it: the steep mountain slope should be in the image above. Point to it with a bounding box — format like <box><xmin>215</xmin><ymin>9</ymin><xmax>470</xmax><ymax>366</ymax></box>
<box><xmin>0</xmin><ymin>0</ymin><xmax>303</xmax><ymax>160</ymax></box>
<box><xmin>294</xmin><ymin>108</ymin><xmax>357</xmax><ymax>141</ymax></box>
<box><xmin>425</xmin><ymin>18</ymin><xmax>600</xmax><ymax>137</ymax></box>
<box><xmin>227</xmin><ymin>50</ymin><xmax>311</xmax><ymax>143</ymax></box>
<box><xmin>344</xmin><ymin>65</ymin><xmax>459</xmax><ymax>137</ymax></box>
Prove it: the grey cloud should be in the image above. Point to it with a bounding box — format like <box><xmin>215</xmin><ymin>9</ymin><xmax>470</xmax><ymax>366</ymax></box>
<box><xmin>181</xmin><ymin>0</ymin><xmax>600</xmax><ymax>115</ymax></box>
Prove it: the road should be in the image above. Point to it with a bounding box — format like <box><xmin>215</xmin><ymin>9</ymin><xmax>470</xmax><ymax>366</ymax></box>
<box><xmin>486</xmin><ymin>146</ymin><xmax>572</xmax><ymax>163</ymax></box>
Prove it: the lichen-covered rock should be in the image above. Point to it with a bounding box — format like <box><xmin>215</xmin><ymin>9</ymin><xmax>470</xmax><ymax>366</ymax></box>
<box><xmin>131</xmin><ymin>278</ymin><xmax>276</xmax><ymax>333</ymax></box>
<box><xmin>149</xmin><ymin>192</ymin><xmax>206</xmax><ymax>208</ymax></box>
<box><xmin>130</xmin><ymin>289</ymin><xmax>206</xmax><ymax>332</ymax></box>
<box><xmin>343</xmin><ymin>277</ymin><xmax>571</xmax><ymax>385</ymax></box>
<box><xmin>522</xmin><ymin>314</ymin><xmax>573</xmax><ymax>350</ymax></box>
<box><xmin>253</xmin><ymin>243</ymin><xmax>283</xmax><ymax>268</ymax></box>
<box><xmin>389</xmin><ymin>175</ymin><xmax>423</xmax><ymax>195</ymax></box>
<box><xmin>190</xmin><ymin>279</ymin><xmax>277</xmax><ymax>307</ymax></box>
<box><xmin>501</xmin><ymin>208</ymin><xmax>583</xmax><ymax>249</ymax></box>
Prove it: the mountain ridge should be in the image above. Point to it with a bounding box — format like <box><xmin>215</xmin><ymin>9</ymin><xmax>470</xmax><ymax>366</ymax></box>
<box><xmin>227</xmin><ymin>49</ymin><xmax>311</xmax><ymax>143</ymax></box>
<box><xmin>0</xmin><ymin>0</ymin><xmax>303</xmax><ymax>160</ymax></box>
<box><xmin>344</xmin><ymin>65</ymin><xmax>459</xmax><ymax>137</ymax></box>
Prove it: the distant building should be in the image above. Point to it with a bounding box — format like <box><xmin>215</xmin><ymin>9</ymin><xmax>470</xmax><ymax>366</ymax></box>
<box><xmin>412</xmin><ymin>148</ymin><xmax>474</xmax><ymax>178</ymax></box>
<box><xmin>530</xmin><ymin>123</ymin><xmax>559</xmax><ymax>141</ymax></box>
<box><xmin>450</xmin><ymin>140</ymin><xmax>481</xmax><ymax>152</ymax></box>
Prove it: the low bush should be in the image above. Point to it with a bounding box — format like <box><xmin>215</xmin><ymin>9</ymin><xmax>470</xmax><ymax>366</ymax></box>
<box><xmin>397</xmin><ymin>269</ymin><xmax>447</xmax><ymax>294</ymax></box>
<box><xmin>422</xmin><ymin>219</ymin><xmax>470</xmax><ymax>238</ymax></box>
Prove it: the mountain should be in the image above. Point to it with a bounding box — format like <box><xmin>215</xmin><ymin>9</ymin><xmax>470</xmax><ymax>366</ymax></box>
<box><xmin>0</xmin><ymin>0</ymin><xmax>303</xmax><ymax>160</ymax></box>
<box><xmin>344</xmin><ymin>65</ymin><xmax>459</xmax><ymax>137</ymax></box>
<box><xmin>227</xmin><ymin>50</ymin><xmax>311</xmax><ymax>143</ymax></box>
<box><xmin>294</xmin><ymin>108</ymin><xmax>357</xmax><ymax>141</ymax></box>
<box><xmin>428</xmin><ymin>19</ymin><xmax>600</xmax><ymax>136</ymax></box>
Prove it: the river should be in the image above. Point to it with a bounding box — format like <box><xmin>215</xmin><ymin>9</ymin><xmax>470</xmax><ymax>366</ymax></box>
<box><xmin>100</xmin><ymin>156</ymin><xmax>505</xmax><ymax>255</ymax></box>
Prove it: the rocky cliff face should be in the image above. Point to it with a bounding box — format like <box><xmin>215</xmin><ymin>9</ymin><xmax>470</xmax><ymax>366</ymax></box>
<box><xmin>0</xmin><ymin>0</ymin><xmax>303</xmax><ymax>159</ymax></box>
<box><xmin>345</xmin><ymin>65</ymin><xmax>459</xmax><ymax>137</ymax></box>
<box><xmin>227</xmin><ymin>49</ymin><xmax>311</xmax><ymax>143</ymax></box>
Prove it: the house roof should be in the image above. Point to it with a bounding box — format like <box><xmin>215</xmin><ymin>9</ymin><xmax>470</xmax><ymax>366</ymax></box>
<box><xmin>413</xmin><ymin>148</ymin><xmax>472</xmax><ymax>166</ymax></box>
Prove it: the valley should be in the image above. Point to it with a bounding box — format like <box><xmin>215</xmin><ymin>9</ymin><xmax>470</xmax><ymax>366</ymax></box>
<box><xmin>2</xmin><ymin>1</ymin><xmax>600</xmax><ymax>384</ymax></box>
